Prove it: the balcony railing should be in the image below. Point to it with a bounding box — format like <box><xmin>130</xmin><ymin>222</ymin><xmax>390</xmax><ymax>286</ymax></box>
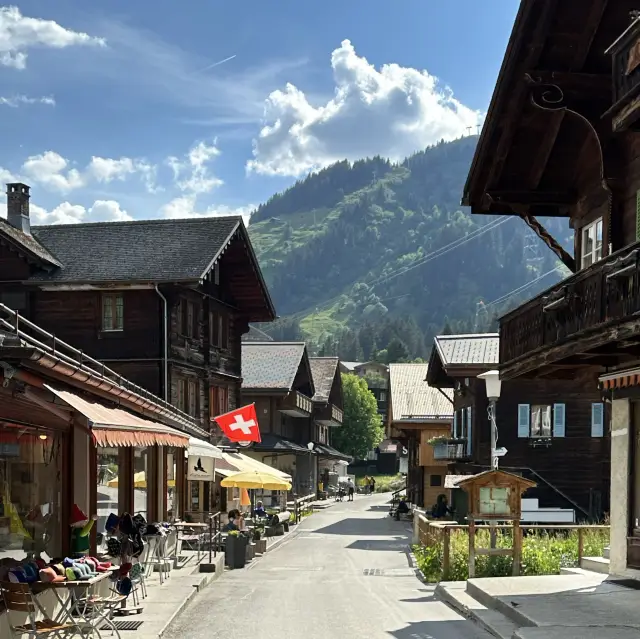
<box><xmin>280</xmin><ymin>390</ymin><xmax>313</xmax><ymax>418</ymax></box>
<box><xmin>501</xmin><ymin>241</ymin><xmax>640</xmax><ymax>366</ymax></box>
<box><xmin>314</xmin><ymin>403</ymin><xmax>343</xmax><ymax>427</ymax></box>
<box><xmin>608</xmin><ymin>17</ymin><xmax>640</xmax><ymax>131</ymax></box>
<box><xmin>432</xmin><ymin>439</ymin><xmax>470</xmax><ymax>461</ymax></box>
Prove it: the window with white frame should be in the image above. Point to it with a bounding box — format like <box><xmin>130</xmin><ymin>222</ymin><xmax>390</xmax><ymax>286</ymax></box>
<box><xmin>581</xmin><ymin>218</ymin><xmax>603</xmax><ymax>269</ymax></box>
<box><xmin>518</xmin><ymin>403</ymin><xmax>565</xmax><ymax>438</ymax></box>
<box><xmin>530</xmin><ymin>405</ymin><xmax>552</xmax><ymax>438</ymax></box>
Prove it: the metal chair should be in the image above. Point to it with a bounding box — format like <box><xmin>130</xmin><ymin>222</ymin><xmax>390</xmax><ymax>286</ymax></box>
<box><xmin>0</xmin><ymin>581</ymin><xmax>82</xmax><ymax>639</ymax></box>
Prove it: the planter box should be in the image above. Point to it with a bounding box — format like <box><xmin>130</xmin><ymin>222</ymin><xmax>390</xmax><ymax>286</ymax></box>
<box><xmin>275</xmin><ymin>524</ymin><xmax>285</xmax><ymax>536</ymax></box>
<box><xmin>225</xmin><ymin>534</ymin><xmax>248</xmax><ymax>569</ymax></box>
<box><xmin>254</xmin><ymin>539</ymin><xmax>267</xmax><ymax>554</ymax></box>
<box><xmin>245</xmin><ymin>543</ymin><xmax>255</xmax><ymax>561</ymax></box>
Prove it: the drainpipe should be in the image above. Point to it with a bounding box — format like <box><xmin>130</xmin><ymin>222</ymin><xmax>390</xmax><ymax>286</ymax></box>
<box><xmin>154</xmin><ymin>285</ymin><xmax>169</xmax><ymax>401</ymax></box>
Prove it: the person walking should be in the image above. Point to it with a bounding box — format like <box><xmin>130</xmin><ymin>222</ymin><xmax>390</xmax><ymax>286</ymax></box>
<box><xmin>347</xmin><ymin>478</ymin><xmax>355</xmax><ymax>501</ymax></box>
<box><xmin>369</xmin><ymin>476</ymin><xmax>376</xmax><ymax>495</ymax></box>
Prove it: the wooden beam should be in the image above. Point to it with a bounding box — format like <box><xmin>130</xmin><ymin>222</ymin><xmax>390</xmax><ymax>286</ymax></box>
<box><xmin>519</xmin><ymin>213</ymin><xmax>576</xmax><ymax>272</ymax></box>
<box><xmin>524</xmin><ymin>71</ymin><xmax>610</xmax><ymax>98</ymax></box>
<box><xmin>483</xmin><ymin>0</ymin><xmax>559</xmax><ymax>193</ymax></box>
<box><xmin>569</xmin><ymin>0</ymin><xmax>609</xmax><ymax>70</ymax></box>
<box><xmin>526</xmin><ymin>111</ymin><xmax>565</xmax><ymax>190</ymax></box>
<box><xmin>487</xmin><ymin>190</ymin><xmax>574</xmax><ymax>205</ymax></box>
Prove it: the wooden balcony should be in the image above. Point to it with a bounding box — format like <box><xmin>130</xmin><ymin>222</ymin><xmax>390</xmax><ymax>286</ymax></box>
<box><xmin>280</xmin><ymin>391</ymin><xmax>313</xmax><ymax>418</ymax></box>
<box><xmin>607</xmin><ymin>17</ymin><xmax>640</xmax><ymax>132</ymax></box>
<box><xmin>314</xmin><ymin>403</ymin><xmax>343</xmax><ymax>427</ymax></box>
<box><xmin>501</xmin><ymin>241</ymin><xmax>640</xmax><ymax>378</ymax></box>
<box><xmin>432</xmin><ymin>439</ymin><xmax>470</xmax><ymax>462</ymax></box>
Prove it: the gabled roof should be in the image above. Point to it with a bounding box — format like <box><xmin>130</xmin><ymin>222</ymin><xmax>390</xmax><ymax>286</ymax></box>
<box><xmin>31</xmin><ymin>216</ymin><xmax>240</xmax><ymax>282</ymax></box>
<box><xmin>241</xmin><ymin>342</ymin><xmax>313</xmax><ymax>393</ymax></box>
<box><xmin>309</xmin><ymin>357</ymin><xmax>340</xmax><ymax>403</ymax></box>
<box><xmin>0</xmin><ymin>218</ymin><xmax>61</xmax><ymax>268</ymax></box>
<box><xmin>388</xmin><ymin>363</ymin><xmax>453</xmax><ymax>422</ymax></box>
<box><xmin>28</xmin><ymin>216</ymin><xmax>276</xmax><ymax>321</ymax></box>
<box><xmin>427</xmin><ymin>334</ymin><xmax>499</xmax><ymax>388</ymax></box>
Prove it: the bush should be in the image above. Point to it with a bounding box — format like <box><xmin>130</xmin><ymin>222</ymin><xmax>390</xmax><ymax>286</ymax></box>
<box><xmin>414</xmin><ymin>527</ymin><xmax>609</xmax><ymax>582</ymax></box>
<box><xmin>355</xmin><ymin>474</ymin><xmax>404</xmax><ymax>493</ymax></box>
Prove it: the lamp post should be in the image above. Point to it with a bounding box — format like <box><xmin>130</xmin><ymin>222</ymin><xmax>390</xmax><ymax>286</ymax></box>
<box><xmin>307</xmin><ymin>442</ymin><xmax>314</xmax><ymax>495</ymax></box>
<box><xmin>478</xmin><ymin>370</ymin><xmax>502</xmax><ymax>470</ymax></box>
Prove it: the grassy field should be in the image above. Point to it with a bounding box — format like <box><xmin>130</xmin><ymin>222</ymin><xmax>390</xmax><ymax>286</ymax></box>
<box><xmin>353</xmin><ymin>473</ymin><xmax>405</xmax><ymax>493</ymax></box>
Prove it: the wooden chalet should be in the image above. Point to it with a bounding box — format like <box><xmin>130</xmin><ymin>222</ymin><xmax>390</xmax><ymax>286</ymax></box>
<box><xmin>463</xmin><ymin>0</ymin><xmax>640</xmax><ymax>573</ymax></box>
<box><xmin>427</xmin><ymin>333</ymin><xmax>609</xmax><ymax>521</ymax></box>
<box><xmin>387</xmin><ymin>363</ymin><xmax>454</xmax><ymax>509</ymax></box>
<box><xmin>0</xmin><ymin>183</ymin><xmax>276</xmax><ymax>437</ymax></box>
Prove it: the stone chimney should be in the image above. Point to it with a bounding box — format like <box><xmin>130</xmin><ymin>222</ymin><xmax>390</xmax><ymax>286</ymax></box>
<box><xmin>6</xmin><ymin>183</ymin><xmax>31</xmax><ymax>235</ymax></box>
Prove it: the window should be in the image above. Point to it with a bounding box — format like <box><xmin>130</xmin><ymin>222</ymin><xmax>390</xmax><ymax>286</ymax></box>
<box><xmin>178</xmin><ymin>299</ymin><xmax>198</xmax><ymax>338</ymax></box>
<box><xmin>530</xmin><ymin>405</ymin><xmax>552</xmax><ymax>438</ymax></box>
<box><xmin>430</xmin><ymin>474</ymin><xmax>443</xmax><ymax>487</ymax></box>
<box><xmin>379</xmin><ymin>391</ymin><xmax>387</xmax><ymax>402</ymax></box>
<box><xmin>0</xmin><ymin>291</ymin><xmax>27</xmax><ymax>311</ymax></box>
<box><xmin>102</xmin><ymin>293</ymin><xmax>123</xmax><ymax>331</ymax></box>
<box><xmin>210</xmin><ymin>385</ymin><xmax>229</xmax><ymax>419</ymax></box>
<box><xmin>518</xmin><ymin>403</ymin><xmax>565</xmax><ymax>438</ymax></box>
<box><xmin>209</xmin><ymin>311</ymin><xmax>229</xmax><ymax>349</ymax></box>
<box><xmin>187</xmin><ymin>380</ymin><xmax>198</xmax><ymax>417</ymax></box>
<box><xmin>581</xmin><ymin>218</ymin><xmax>603</xmax><ymax>268</ymax></box>
<box><xmin>177</xmin><ymin>378</ymin><xmax>187</xmax><ymax>412</ymax></box>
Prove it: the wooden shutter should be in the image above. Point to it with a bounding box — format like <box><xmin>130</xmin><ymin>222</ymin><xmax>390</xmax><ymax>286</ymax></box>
<box><xmin>553</xmin><ymin>403</ymin><xmax>566</xmax><ymax>437</ymax></box>
<box><xmin>591</xmin><ymin>402</ymin><xmax>604</xmax><ymax>438</ymax></box>
<box><xmin>466</xmin><ymin>406</ymin><xmax>472</xmax><ymax>456</ymax></box>
<box><xmin>518</xmin><ymin>404</ymin><xmax>530</xmax><ymax>438</ymax></box>
<box><xmin>188</xmin><ymin>380</ymin><xmax>197</xmax><ymax>417</ymax></box>
<box><xmin>636</xmin><ymin>190</ymin><xmax>640</xmax><ymax>241</ymax></box>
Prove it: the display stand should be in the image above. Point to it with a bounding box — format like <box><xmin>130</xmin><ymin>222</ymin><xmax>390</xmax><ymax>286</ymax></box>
<box><xmin>457</xmin><ymin>470</ymin><xmax>536</xmax><ymax>577</ymax></box>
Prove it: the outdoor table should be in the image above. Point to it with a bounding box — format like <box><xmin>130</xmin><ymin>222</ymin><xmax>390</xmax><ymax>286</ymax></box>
<box><xmin>31</xmin><ymin>569</ymin><xmax>120</xmax><ymax>638</ymax></box>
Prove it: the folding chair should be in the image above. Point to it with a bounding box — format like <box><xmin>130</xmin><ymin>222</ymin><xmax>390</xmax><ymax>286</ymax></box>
<box><xmin>1</xmin><ymin>581</ymin><xmax>82</xmax><ymax>639</ymax></box>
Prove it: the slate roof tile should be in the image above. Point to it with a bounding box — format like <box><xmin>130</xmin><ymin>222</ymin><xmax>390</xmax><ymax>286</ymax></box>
<box><xmin>309</xmin><ymin>357</ymin><xmax>339</xmax><ymax>402</ymax></box>
<box><xmin>241</xmin><ymin>342</ymin><xmax>307</xmax><ymax>391</ymax></box>
<box><xmin>434</xmin><ymin>333</ymin><xmax>499</xmax><ymax>368</ymax></box>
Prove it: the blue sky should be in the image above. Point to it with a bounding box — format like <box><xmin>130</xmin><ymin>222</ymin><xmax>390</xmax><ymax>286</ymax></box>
<box><xmin>0</xmin><ymin>1</ymin><xmax>519</xmax><ymax>225</ymax></box>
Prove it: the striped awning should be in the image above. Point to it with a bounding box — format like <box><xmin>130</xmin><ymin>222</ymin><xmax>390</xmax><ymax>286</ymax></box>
<box><xmin>599</xmin><ymin>368</ymin><xmax>640</xmax><ymax>390</ymax></box>
<box><xmin>45</xmin><ymin>384</ymin><xmax>189</xmax><ymax>448</ymax></box>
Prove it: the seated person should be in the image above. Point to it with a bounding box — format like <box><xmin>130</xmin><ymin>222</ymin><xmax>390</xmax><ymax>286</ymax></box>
<box><xmin>431</xmin><ymin>494</ymin><xmax>452</xmax><ymax>519</ymax></box>
<box><xmin>394</xmin><ymin>499</ymin><xmax>410</xmax><ymax>520</ymax></box>
<box><xmin>254</xmin><ymin>501</ymin><xmax>268</xmax><ymax>518</ymax></box>
<box><xmin>223</xmin><ymin>509</ymin><xmax>243</xmax><ymax>532</ymax></box>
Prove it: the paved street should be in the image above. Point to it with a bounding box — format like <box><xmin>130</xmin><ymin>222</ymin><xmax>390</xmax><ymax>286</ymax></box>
<box><xmin>165</xmin><ymin>493</ymin><xmax>492</xmax><ymax>639</ymax></box>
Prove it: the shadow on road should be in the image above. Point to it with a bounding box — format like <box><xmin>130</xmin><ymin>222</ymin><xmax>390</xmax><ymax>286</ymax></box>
<box><xmin>368</xmin><ymin>505</ymin><xmax>392</xmax><ymax>512</ymax></box>
<box><xmin>388</xmin><ymin>619</ymin><xmax>476</xmax><ymax>638</ymax></box>
<box><xmin>314</xmin><ymin>517</ymin><xmax>409</xmax><ymax>536</ymax></box>
<box><xmin>347</xmin><ymin>539</ymin><xmax>409</xmax><ymax>551</ymax></box>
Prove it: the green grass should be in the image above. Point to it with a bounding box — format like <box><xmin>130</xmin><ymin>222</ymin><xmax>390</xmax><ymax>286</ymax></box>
<box><xmin>414</xmin><ymin>527</ymin><xmax>609</xmax><ymax>582</ymax></box>
<box><xmin>352</xmin><ymin>473</ymin><xmax>405</xmax><ymax>493</ymax></box>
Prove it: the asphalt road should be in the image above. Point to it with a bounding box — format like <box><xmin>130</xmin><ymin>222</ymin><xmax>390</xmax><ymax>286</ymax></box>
<box><xmin>165</xmin><ymin>492</ymin><xmax>492</xmax><ymax>639</ymax></box>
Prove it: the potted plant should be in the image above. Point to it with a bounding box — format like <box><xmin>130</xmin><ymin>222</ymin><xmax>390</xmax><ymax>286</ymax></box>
<box><xmin>225</xmin><ymin>530</ymin><xmax>248</xmax><ymax>569</ymax></box>
<box><xmin>252</xmin><ymin>526</ymin><xmax>264</xmax><ymax>542</ymax></box>
<box><xmin>427</xmin><ymin>435</ymin><xmax>450</xmax><ymax>446</ymax></box>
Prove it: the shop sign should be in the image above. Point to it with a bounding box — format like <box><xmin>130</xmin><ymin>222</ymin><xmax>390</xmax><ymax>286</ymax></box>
<box><xmin>187</xmin><ymin>455</ymin><xmax>214</xmax><ymax>481</ymax></box>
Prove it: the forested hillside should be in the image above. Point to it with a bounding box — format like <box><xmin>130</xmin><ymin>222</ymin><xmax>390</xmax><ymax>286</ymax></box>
<box><xmin>248</xmin><ymin>136</ymin><xmax>570</xmax><ymax>361</ymax></box>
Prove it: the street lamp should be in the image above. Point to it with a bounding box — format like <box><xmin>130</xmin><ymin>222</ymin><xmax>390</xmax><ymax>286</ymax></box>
<box><xmin>478</xmin><ymin>370</ymin><xmax>502</xmax><ymax>470</ymax></box>
<box><xmin>307</xmin><ymin>442</ymin><xmax>314</xmax><ymax>494</ymax></box>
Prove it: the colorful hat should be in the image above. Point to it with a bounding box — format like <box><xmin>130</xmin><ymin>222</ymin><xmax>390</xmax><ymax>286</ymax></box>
<box><xmin>70</xmin><ymin>504</ymin><xmax>89</xmax><ymax>527</ymax></box>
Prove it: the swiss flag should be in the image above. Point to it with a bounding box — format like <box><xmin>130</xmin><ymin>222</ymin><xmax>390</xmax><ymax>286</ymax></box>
<box><xmin>213</xmin><ymin>404</ymin><xmax>261</xmax><ymax>443</ymax></box>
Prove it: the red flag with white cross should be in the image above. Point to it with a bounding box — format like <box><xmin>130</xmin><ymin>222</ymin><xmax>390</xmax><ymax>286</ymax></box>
<box><xmin>213</xmin><ymin>404</ymin><xmax>261</xmax><ymax>443</ymax></box>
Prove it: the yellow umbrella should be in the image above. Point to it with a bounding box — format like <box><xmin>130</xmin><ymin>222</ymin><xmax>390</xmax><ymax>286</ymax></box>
<box><xmin>240</xmin><ymin>488</ymin><xmax>251</xmax><ymax>507</ymax></box>
<box><xmin>107</xmin><ymin>471</ymin><xmax>175</xmax><ymax>489</ymax></box>
<box><xmin>220</xmin><ymin>470</ymin><xmax>291</xmax><ymax>491</ymax></box>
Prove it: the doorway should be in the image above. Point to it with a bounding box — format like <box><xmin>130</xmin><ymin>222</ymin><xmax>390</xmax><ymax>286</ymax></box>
<box><xmin>628</xmin><ymin>401</ymin><xmax>640</xmax><ymax>568</ymax></box>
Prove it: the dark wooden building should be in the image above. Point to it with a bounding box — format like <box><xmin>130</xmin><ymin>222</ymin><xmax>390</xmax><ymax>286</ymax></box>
<box><xmin>427</xmin><ymin>334</ymin><xmax>609</xmax><ymax>520</ymax></box>
<box><xmin>0</xmin><ymin>183</ymin><xmax>276</xmax><ymax>435</ymax></box>
<box><xmin>462</xmin><ymin>0</ymin><xmax>640</xmax><ymax>573</ymax></box>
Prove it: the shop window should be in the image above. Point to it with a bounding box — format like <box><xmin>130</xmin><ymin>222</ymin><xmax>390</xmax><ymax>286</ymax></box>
<box><xmin>102</xmin><ymin>293</ymin><xmax>123</xmax><ymax>331</ymax></box>
<box><xmin>97</xmin><ymin>447</ymin><xmax>128</xmax><ymax>534</ymax></box>
<box><xmin>0</xmin><ymin>426</ymin><xmax>63</xmax><ymax>560</ymax></box>
<box><xmin>133</xmin><ymin>447</ymin><xmax>150</xmax><ymax>519</ymax></box>
<box><xmin>166</xmin><ymin>448</ymin><xmax>179</xmax><ymax>520</ymax></box>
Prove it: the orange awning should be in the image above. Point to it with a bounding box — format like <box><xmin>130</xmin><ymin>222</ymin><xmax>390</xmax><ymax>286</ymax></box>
<box><xmin>44</xmin><ymin>384</ymin><xmax>189</xmax><ymax>448</ymax></box>
<box><xmin>599</xmin><ymin>369</ymin><xmax>640</xmax><ymax>391</ymax></box>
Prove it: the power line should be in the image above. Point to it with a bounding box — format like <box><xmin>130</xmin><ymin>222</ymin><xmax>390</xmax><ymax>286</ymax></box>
<box><xmin>483</xmin><ymin>267</ymin><xmax>562</xmax><ymax>310</ymax></box>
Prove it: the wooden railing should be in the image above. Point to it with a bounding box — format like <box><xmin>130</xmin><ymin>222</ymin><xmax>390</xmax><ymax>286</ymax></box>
<box><xmin>314</xmin><ymin>403</ymin><xmax>343</xmax><ymax>426</ymax></box>
<box><xmin>501</xmin><ymin>241</ymin><xmax>640</xmax><ymax>364</ymax></box>
<box><xmin>416</xmin><ymin>514</ymin><xmax>609</xmax><ymax>579</ymax></box>
<box><xmin>281</xmin><ymin>390</ymin><xmax>313</xmax><ymax>416</ymax></box>
<box><xmin>610</xmin><ymin>18</ymin><xmax>640</xmax><ymax>106</ymax></box>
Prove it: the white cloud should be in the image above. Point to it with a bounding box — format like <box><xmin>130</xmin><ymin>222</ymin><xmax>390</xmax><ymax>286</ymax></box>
<box><xmin>0</xmin><ymin>5</ymin><xmax>106</xmax><ymax>69</ymax></box>
<box><xmin>22</xmin><ymin>151</ymin><xmax>84</xmax><ymax>192</ymax></box>
<box><xmin>167</xmin><ymin>140</ymin><xmax>222</xmax><ymax>194</ymax></box>
<box><xmin>29</xmin><ymin>199</ymin><xmax>132</xmax><ymax>225</ymax></box>
<box><xmin>247</xmin><ymin>39</ymin><xmax>483</xmax><ymax>176</ymax></box>
<box><xmin>16</xmin><ymin>151</ymin><xmax>158</xmax><ymax>194</ymax></box>
<box><xmin>160</xmin><ymin>194</ymin><xmax>253</xmax><ymax>226</ymax></box>
<box><xmin>0</xmin><ymin>94</ymin><xmax>55</xmax><ymax>107</ymax></box>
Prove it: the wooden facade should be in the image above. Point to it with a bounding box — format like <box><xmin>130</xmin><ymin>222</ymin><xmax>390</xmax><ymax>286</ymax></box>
<box><xmin>463</xmin><ymin>1</ymin><xmax>639</xmax><ymax>567</ymax></box>
<box><xmin>0</xmin><ymin>206</ymin><xmax>275</xmax><ymax>436</ymax></box>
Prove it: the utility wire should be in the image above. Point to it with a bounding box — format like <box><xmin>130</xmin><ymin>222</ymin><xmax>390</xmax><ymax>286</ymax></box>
<box><xmin>482</xmin><ymin>267</ymin><xmax>563</xmax><ymax>310</ymax></box>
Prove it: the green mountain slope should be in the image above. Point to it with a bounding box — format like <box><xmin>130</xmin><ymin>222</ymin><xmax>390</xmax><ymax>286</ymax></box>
<box><xmin>248</xmin><ymin>136</ymin><xmax>570</xmax><ymax>360</ymax></box>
